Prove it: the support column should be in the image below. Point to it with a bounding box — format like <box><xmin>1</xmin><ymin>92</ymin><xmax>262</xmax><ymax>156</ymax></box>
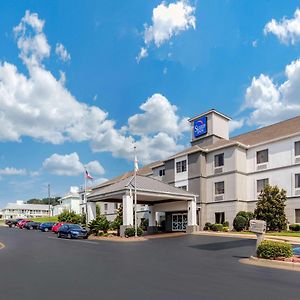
<box><xmin>186</xmin><ymin>196</ymin><xmax>199</xmax><ymax>234</ymax></box>
<box><xmin>147</xmin><ymin>205</ymin><xmax>158</xmax><ymax>234</ymax></box>
<box><xmin>120</xmin><ymin>193</ymin><xmax>133</xmax><ymax>237</ymax></box>
<box><xmin>87</xmin><ymin>201</ymin><xmax>96</xmax><ymax>223</ymax></box>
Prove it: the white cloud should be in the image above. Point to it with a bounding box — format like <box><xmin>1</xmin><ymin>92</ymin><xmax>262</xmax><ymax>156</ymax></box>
<box><xmin>136</xmin><ymin>47</ymin><xmax>148</xmax><ymax>63</ymax></box>
<box><xmin>55</xmin><ymin>43</ymin><xmax>71</xmax><ymax>62</ymax></box>
<box><xmin>137</xmin><ymin>0</ymin><xmax>196</xmax><ymax>61</ymax></box>
<box><xmin>42</xmin><ymin>152</ymin><xmax>105</xmax><ymax>176</ymax></box>
<box><xmin>13</xmin><ymin>10</ymin><xmax>50</xmax><ymax>67</ymax></box>
<box><xmin>229</xmin><ymin>119</ymin><xmax>244</xmax><ymax>133</ymax></box>
<box><xmin>0</xmin><ymin>167</ymin><xmax>26</xmax><ymax>175</ymax></box>
<box><xmin>264</xmin><ymin>8</ymin><xmax>300</xmax><ymax>45</ymax></box>
<box><xmin>1</xmin><ymin>11</ymin><xmax>190</xmax><ymax>166</ymax></box>
<box><xmin>243</xmin><ymin>58</ymin><xmax>300</xmax><ymax>127</ymax></box>
<box><xmin>128</xmin><ymin>93</ymin><xmax>189</xmax><ymax>136</ymax></box>
<box><xmin>252</xmin><ymin>40</ymin><xmax>258</xmax><ymax>48</ymax></box>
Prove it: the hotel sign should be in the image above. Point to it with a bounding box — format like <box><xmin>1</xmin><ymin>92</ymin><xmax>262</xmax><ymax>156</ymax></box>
<box><xmin>249</xmin><ymin>219</ymin><xmax>266</xmax><ymax>234</ymax></box>
<box><xmin>194</xmin><ymin>116</ymin><xmax>207</xmax><ymax>138</ymax></box>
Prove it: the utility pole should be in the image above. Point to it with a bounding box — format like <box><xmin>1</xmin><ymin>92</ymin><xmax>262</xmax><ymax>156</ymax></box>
<box><xmin>48</xmin><ymin>184</ymin><xmax>51</xmax><ymax>221</ymax></box>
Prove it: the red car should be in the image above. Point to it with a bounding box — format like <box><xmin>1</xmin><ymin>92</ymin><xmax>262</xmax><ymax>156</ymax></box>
<box><xmin>52</xmin><ymin>222</ymin><xmax>65</xmax><ymax>233</ymax></box>
<box><xmin>17</xmin><ymin>220</ymin><xmax>32</xmax><ymax>229</ymax></box>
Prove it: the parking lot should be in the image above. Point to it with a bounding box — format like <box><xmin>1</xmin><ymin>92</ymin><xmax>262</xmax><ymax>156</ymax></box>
<box><xmin>1</xmin><ymin>226</ymin><xmax>300</xmax><ymax>300</ymax></box>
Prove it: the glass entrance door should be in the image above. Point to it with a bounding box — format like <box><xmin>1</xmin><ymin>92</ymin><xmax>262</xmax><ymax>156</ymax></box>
<box><xmin>172</xmin><ymin>213</ymin><xmax>187</xmax><ymax>231</ymax></box>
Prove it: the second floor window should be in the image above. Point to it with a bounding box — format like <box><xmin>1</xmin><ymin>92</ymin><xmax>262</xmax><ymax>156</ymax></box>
<box><xmin>215</xmin><ymin>181</ymin><xmax>225</xmax><ymax>195</ymax></box>
<box><xmin>257</xmin><ymin>149</ymin><xmax>268</xmax><ymax>164</ymax></box>
<box><xmin>257</xmin><ymin>178</ymin><xmax>269</xmax><ymax>193</ymax></box>
<box><xmin>104</xmin><ymin>204</ymin><xmax>108</xmax><ymax>211</ymax></box>
<box><xmin>295</xmin><ymin>141</ymin><xmax>300</xmax><ymax>156</ymax></box>
<box><xmin>214</xmin><ymin>153</ymin><xmax>224</xmax><ymax>167</ymax></box>
<box><xmin>159</xmin><ymin>169</ymin><xmax>165</xmax><ymax>176</ymax></box>
<box><xmin>295</xmin><ymin>174</ymin><xmax>300</xmax><ymax>189</ymax></box>
<box><xmin>176</xmin><ymin>160</ymin><xmax>187</xmax><ymax>173</ymax></box>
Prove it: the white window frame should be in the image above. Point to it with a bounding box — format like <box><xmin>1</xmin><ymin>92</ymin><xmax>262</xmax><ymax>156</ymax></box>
<box><xmin>214</xmin><ymin>181</ymin><xmax>225</xmax><ymax>196</ymax></box>
<box><xmin>256</xmin><ymin>149</ymin><xmax>269</xmax><ymax>165</ymax></box>
<box><xmin>214</xmin><ymin>153</ymin><xmax>224</xmax><ymax>168</ymax></box>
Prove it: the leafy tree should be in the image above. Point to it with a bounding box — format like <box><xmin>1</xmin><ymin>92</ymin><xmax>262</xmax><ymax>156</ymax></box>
<box><xmin>233</xmin><ymin>215</ymin><xmax>247</xmax><ymax>232</ymax></box>
<box><xmin>254</xmin><ymin>185</ymin><xmax>287</xmax><ymax>231</ymax></box>
<box><xmin>110</xmin><ymin>205</ymin><xmax>123</xmax><ymax>235</ymax></box>
<box><xmin>236</xmin><ymin>211</ymin><xmax>254</xmax><ymax>230</ymax></box>
<box><xmin>96</xmin><ymin>204</ymin><xmax>101</xmax><ymax>218</ymax></box>
<box><xmin>58</xmin><ymin>210</ymin><xmax>82</xmax><ymax>224</ymax></box>
<box><xmin>27</xmin><ymin>197</ymin><xmax>61</xmax><ymax>206</ymax></box>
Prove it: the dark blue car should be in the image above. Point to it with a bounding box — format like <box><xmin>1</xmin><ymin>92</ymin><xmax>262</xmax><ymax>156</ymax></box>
<box><xmin>39</xmin><ymin>222</ymin><xmax>55</xmax><ymax>232</ymax></box>
<box><xmin>58</xmin><ymin>224</ymin><xmax>88</xmax><ymax>239</ymax></box>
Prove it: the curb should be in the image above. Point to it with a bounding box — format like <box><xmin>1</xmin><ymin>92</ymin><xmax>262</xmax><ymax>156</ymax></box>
<box><xmin>240</xmin><ymin>256</ymin><xmax>300</xmax><ymax>272</ymax></box>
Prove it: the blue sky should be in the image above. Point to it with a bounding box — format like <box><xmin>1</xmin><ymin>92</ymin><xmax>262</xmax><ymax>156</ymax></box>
<box><xmin>1</xmin><ymin>0</ymin><xmax>300</xmax><ymax>206</ymax></box>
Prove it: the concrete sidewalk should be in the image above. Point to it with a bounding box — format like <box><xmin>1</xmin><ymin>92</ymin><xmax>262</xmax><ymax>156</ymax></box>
<box><xmin>193</xmin><ymin>231</ymin><xmax>300</xmax><ymax>245</ymax></box>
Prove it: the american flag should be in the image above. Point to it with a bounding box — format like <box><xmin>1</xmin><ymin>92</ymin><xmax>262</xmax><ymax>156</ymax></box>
<box><xmin>85</xmin><ymin>170</ymin><xmax>93</xmax><ymax>180</ymax></box>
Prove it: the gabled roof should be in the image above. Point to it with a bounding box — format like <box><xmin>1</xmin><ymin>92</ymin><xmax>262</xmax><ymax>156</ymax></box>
<box><xmin>88</xmin><ymin>175</ymin><xmax>195</xmax><ymax>201</ymax></box>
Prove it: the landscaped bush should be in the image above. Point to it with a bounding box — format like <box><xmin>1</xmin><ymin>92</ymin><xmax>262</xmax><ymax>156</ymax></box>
<box><xmin>236</xmin><ymin>211</ymin><xmax>254</xmax><ymax>229</ymax></box>
<box><xmin>257</xmin><ymin>240</ymin><xmax>293</xmax><ymax>259</ymax></box>
<box><xmin>88</xmin><ymin>216</ymin><xmax>111</xmax><ymax>235</ymax></box>
<box><xmin>223</xmin><ymin>226</ymin><xmax>229</xmax><ymax>232</ymax></box>
<box><xmin>222</xmin><ymin>221</ymin><xmax>229</xmax><ymax>227</ymax></box>
<box><xmin>233</xmin><ymin>215</ymin><xmax>247</xmax><ymax>231</ymax></box>
<box><xmin>124</xmin><ymin>227</ymin><xmax>143</xmax><ymax>237</ymax></box>
<box><xmin>289</xmin><ymin>224</ymin><xmax>300</xmax><ymax>231</ymax></box>
<box><xmin>211</xmin><ymin>223</ymin><xmax>223</xmax><ymax>232</ymax></box>
<box><xmin>203</xmin><ymin>222</ymin><xmax>212</xmax><ymax>230</ymax></box>
<box><xmin>58</xmin><ymin>210</ymin><xmax>81</xmax><ymax>224</ymax></box>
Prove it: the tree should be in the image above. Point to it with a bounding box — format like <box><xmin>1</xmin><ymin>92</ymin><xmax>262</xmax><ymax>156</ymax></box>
<box><xmin>254</xmin><ymin>185</ymin><xmax>287</xmax><ymax>231</ymax></box>
<box><xmin>236</xmin><ymin>211</ymin><xmax>254</xmax><ymax>230</ymax></box>
<box><xmin>110</xmin><ymin>205</ymin><xmax>123</xmax><ymax>235</ymax></box>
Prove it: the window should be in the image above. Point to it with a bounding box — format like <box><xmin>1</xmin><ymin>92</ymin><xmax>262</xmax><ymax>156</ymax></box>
<box><xmin>114</xmin><ymin>203</ymin><xmax>118</xmax><ymax>209</ymax></box>
<box><xmin>296</xmin><ymin>209</ymin><xmax>300</xmax><ymax>223</ymax></box>
<box><xmin>215</xmin><ymin>212</ymin><xmax>225</xmax><ymax>224</ymax></box>
<box><xmin>215</xmin><ymin>181</ymin><xmax>224</xmax><ymax>195</ymax></box>
<box><xmin>176</xmin><ymin>160</ymin><xmax>187</xmax><ymax>173</ymax></box>
<box><xmin>104</xmin><ymin>204</ymin><xmax>108</xmax><ymax>211</ymax></box>
<box><xmin>295</xmin><ymin>141</ymin><xmax>300</xmax><ymax>156</ymax></box>
<box><xmin>159</xmin><ymin>169</ymin><xmax>165</xmax><ymax>176</ymax></box>
<box><xmin>214</xmin><ymin>153</ymin><xmax>224</xmax><ymax>167</ymax></box>
<box><xmin>295</xmin><ymin>174</ymin><xmax>300</xmax><ymax>189</ymax></box>
<box><xmin>81</xmin><ymin>194</ymin><xmax>85</xmax><ymax>201</ymax></box>
<box><xmin>257</xmin><ymin>178</ymin><xmax>269</xmax><ymax>193</ymax></box>
<box><xmin>179</xmin><ymin>185</ymin><xmax>187</xmax><ymax>191</ymax></box>
<box><xmin>256</xmin><ymin>149</ymin><xmax>268</xmax><ymax>164</ymax></box>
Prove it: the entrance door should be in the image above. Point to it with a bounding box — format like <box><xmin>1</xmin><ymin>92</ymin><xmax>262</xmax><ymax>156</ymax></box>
<box><xmin>172</xmin><ymin>213</ymin><xmax>187</xmax><ymax>231</ymax></box>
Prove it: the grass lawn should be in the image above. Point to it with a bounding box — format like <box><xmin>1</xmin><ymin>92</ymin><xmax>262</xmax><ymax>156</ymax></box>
<box><xmin>30</xmin><ymin>216</ymin><xmax>58</xmax><ymax>223</ymax></box>
<box><xmin>230</xmin><ymin>230</ymin><xmax>300</xmax><ymax>238</ymax></box>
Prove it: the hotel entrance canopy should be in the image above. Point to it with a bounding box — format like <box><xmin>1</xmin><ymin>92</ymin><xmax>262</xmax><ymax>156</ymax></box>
<box><xmin>87</xmin><ymin>174</ymin><xmax>196</xmax><ymax>204</ymax></box>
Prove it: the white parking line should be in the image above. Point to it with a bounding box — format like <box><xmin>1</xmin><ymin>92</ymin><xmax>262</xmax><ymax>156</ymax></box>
<box><xmin>47</xmin><ymin>236</ymin><xmax>98</xmax><ymax>244</ymax></box>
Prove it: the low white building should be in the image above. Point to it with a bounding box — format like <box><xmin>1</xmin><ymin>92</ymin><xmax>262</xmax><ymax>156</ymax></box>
<box><xmin>52</xmin><ymin>186</ymin><xmax>81</xmax><ymax>216</ymax></box>
<box><xmin>2</xmin><ymin>200</ymin><xmax>51</xmax><ymax>220</ymax></box>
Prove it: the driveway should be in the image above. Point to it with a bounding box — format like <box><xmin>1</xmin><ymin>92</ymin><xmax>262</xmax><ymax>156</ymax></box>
<box><xmin>0</xmin><ymin>227</ymin><xmax>299</xmax><ymax>300</ymax></box>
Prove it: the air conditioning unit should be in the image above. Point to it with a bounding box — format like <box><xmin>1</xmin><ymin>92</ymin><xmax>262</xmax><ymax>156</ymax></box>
<box><xmin>215</xmin><ymin>195</ymin><xmax>224</xmax><ymax>201</ymax></box>
<box><xmin>295</xmin><ymin>157</ymin><xmax>300</xmax><ymax>164</ymax></box>
<box><xmin>295</xmin><ymin>189</ymin><xmax>300</xmax><ymax>195</ymax></box>
<box><xmin>214</xmin><ymin>167</ymin><xmax>223</xmax><ymax>174</ymax></box>
<box><xmin>256</xmin><ymin>163</ymin><xmax>267</xmax><ymax>171</ymax></box>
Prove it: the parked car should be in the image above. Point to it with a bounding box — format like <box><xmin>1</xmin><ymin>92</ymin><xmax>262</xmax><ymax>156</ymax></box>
<box><xmin>18</xmin><ymin>220</ymin><xmax>32</xmax><ymax>229</ymax></box>
<box><xmin>52</xmin><ymin>222</ymin><xmax>64</xmax><ymax>233</ymax></box>
<box><xmin>58</xmin><ymin>224</ymin><xmax>88</xmax><ymax>239</ymax></box>
<box><xmin>39</xmin><ymin>222</ymin><xmax>55</xmax><ymax>232</ymax></box>
<box><xmin>24</xmin><ymin>221</ymin><xmax>41</xmax><ymax>230</ymax></box>
<box><xmin>5</xmin><ymin>218</ymin><xmax>24</xmax><ymax>228</ymax></box>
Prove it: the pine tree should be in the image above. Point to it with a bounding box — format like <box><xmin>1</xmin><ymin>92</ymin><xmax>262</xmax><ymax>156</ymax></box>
<box><xmin>254</xmin><ymin>185</ymin><xmax>287</xmax><ymax>231</ymax></box>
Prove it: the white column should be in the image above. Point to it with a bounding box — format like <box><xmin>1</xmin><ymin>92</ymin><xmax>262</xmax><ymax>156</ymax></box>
<box><xmin>187</xmin><ymin>197</ymin><xmax>197</xmax><ymax>226</ymax></box>
<box><xmin>148</xmin><ymin>206</ymin><xmax>156</xmax><ymax>227</ymax></box>
<box><xmin>87</xmin><ymin>201</ymin><xmax>96</xmax><ymax>223</ymax></box>
<box><xmin>122</xmin><ymin>194</ymin><xmax>133</xmax><ymax>226</ymax></box>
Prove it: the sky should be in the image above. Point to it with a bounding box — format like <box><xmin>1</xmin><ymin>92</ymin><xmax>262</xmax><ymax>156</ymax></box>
<box><xmin>1</xmin><ymin>0</ymin><xmax>300</xmax><ymax>206</ymax></box>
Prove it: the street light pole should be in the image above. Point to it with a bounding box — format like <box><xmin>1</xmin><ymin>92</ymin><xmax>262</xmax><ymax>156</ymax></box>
<box><xmin>48</xmin><ymin>184</ymin><xmax>51</xmax><ymax>221</ymax></box>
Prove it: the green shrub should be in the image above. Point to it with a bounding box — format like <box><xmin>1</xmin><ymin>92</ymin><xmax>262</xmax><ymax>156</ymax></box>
<box><xmin>233</xmin><ymin>215</ymin><xmax>247</xmax><ymax>231</ymax></box>
<box><xmin>88</xmin><ymin>215</ymin><xmax>110</xmax><ymax>235</ymax></box>
<box><xmin>257</xmin><ymin>240</ymin><xmax>293</xmax><ymax>259</ymax></box>
<box><xmin>223</xmin><ymin>226</ymin><xmax>229</xmax><ymax>232</ymax></box>
<box><xmin>203</xmin><ymin>222</ymin><xmax>212</xmax><ymax>230</ymax></box>
<box><xmin>236</xmin><ymin>211</ymin><xmax>254</xmax><ymax>229</ymax></box>
<box><xmin>124</xmin><ymin>227</ymin><xmax>143</xmax><ymax>237</ymax></box>
<box><xmin>211</xmin><ymin>223</ymin><xmax>223</xmax><ymax>232</ymax></box>
<box><xmin>58</xmin><ymin>210</ymin><xmax>81</xmax><ymax>224</ymax></box>
<box><xmin>222</xmin><ymin>221</ymin><xmax>229</xmax><ymax>227</ymax></box>
<box><xmin>289</xmin><ymin>224</ymin><xmax>300</xmax><ymax>231</ymax></box>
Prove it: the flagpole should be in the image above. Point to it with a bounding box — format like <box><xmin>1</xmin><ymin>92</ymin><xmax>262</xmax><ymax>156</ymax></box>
<box><xmin>84</xmin><ymin>168</ymin><xmax>88</xmax><ymax>226</ymax></box>
<box><xmin>134</xmin><ymin>145</ymin><xmax>137</xmax><ymax>237</ymax></box>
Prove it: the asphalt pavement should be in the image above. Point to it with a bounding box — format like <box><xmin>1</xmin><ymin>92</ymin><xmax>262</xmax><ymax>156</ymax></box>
<box><xmin>0</xmin><ymin>226</ymin><xmax>300</xmax><ymax>300</ymax></box>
